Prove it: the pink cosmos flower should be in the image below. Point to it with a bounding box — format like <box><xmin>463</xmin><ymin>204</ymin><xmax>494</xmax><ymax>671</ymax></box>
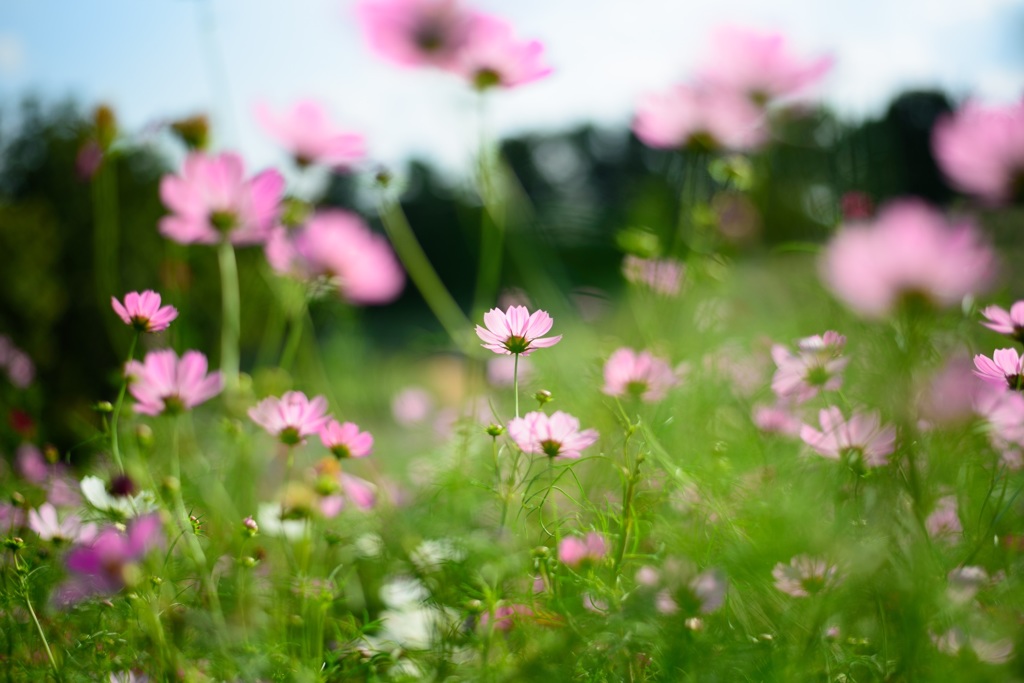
<box><xmin>974</xmin><ymin>348</ymin><xmax>1024</xmax><ymax>391</ymax></box>
<box><xmin>925</xmin><ymin>495</ymin><xmax>962</xmax><ymax>543</ymax></box>
<box><xmin>981</xmin><ymin>301</ymin><xmax>1024</xmax><ymax>343</ymax></box>
<box><xmin>266</xmin><ymin>211</ymin><xmax>404</xmax><ymax>305</ymax></box>
<box><xmin>507</xmin><ymin>410</ymin><xmax>599</xmax><ymax>459</ymax></box>
<box><xmin>249</xmin><ymin>391</ymin><xmax>331</xmax><ymax>445</ymax></box>
<box><xmin>975</xmin><ymin>388</ymin><xmax>1024</xmax><ymax>468</ymax></box>
<box><xmin>622</xmin><ymin>256</ymin><xmax>684</xmax><ymax>296</ymax></box>
<box><xmin>451</xmin><ymin>14</ymin><xmax>551</xmax><ymax>90</ymax></box>
<box><xmin>125</xmin><ymin>350</ymin><xmax>223</xmax><ymax>416</ymax></box>
<box><xmin>633</xmin><ymin>82</ymin><xmax>766</xmax><ymax>151</ymax></box>
<box><xmin>918</xmin><ymin>355</ymin><xmax>991</xmax><ymax>427</ymax></box>
<box><xmin>111</xmin><ymin>290</ymin><xmax>178</xmax><ymax>333</ymax></box>
<box><xmin>159</xmin><ymin>151</ymin><xmax>284</xmax><ymax>246</ymax></box>
<box><xmin>357</xmin><ymin>0</ymin><xmax>478</xmax><ymax>69</ymax></box>
<box><xmin>821</xmin><ymin>200</ymin><xmax>995</xmax><ymax>318</ymax></box>
<box><xmin>28</xmin><ymin>503</ymin><xmax>97</xmax><ymax>544</ymax></box>
<box><xmin>317</xmin><ymin>458</ymin><xmax>378</xmax><ymax>516</ymax></box>
<box><xmin>558</xmin><ymin>532</ymin><xmax>608</xmax><ymax>568</ymax></box>
<box><xmin>476</xmin><ymin>305</ymin><xmax>562</xmax><ymax>356</ymax></box>
<box><xmin>752</xmin><ymin>402</ymin><xmax>802</xmax><ymax>436</ymax></box>
<box><xmin>800</xmin><ymin>407</ymin><xmax>896</xmax><ymax>468</ymax></box>
<box><xmin>602</xmin><ymin>348</ymin><xmax>677</xmax><ymax>402</ymax></box>
<box><xmin>772</xmin><ymin>555</ymin><xmax>839</xmax><ymax>597</ymax></box>
<box><xmin>932</xmin><ymin>100</ymin><xmax>1024</xmax><ymax>204</ymax></box>
<box><xmin>697</xmin><ymin>27</ymin><xmax>832</xmax><ymax>104</ymax></box>
<box><xmin>319</xmin><ymin>419</ymin><xmax>373</xmax><ymax>459</ymax></box>
<box><xmin>770</xmin><ymin>331</ymin><xmax>848</xmax><ymax>403</ymax></box>
<box><xmin>255</xmin><ymin>100</ymin><xmax>366</xmax><ymax>169</ymax></box>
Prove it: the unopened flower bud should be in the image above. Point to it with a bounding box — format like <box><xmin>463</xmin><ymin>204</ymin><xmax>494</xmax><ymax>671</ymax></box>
<box><xmin>43</xmin><ymin>445</ymin><xmax>60</xmax><ymax>465</ymax></box>
<box><xmin>135</xmin><ymin>424</ymin><xmax>154</xmax><ymax>449</ymax></box>
<box><xmin>93</xmin><ymin>401</ymin><xmax>114</xmax><ymax>414</ymax></box>
<box><xmin>242</xmin><ymin>516</ymin><xmax>258</xmax><ymax>537</ymax></box>
<box><xmin>535</xmin><ymin>390</ymin><xmax>553</xmax><ymax>406</ymax></box>
<box><xmin>532</xmin><ymin>546</ymin><xmax>550</xmax><ymax>559</ymax></box>
<box><xmin>240</xmin><ymin>556</ymin><xmax>258</xmax><ymax>569</ymax></box>
<box><xmin>189</xmin><ymin>515</ymin><xmax>202</xmax><ymax>535</ymax></box>
<box><xmin>485</xmin><ymin>424</ymin><xmax>505</xmax><ymax>437</ymax></box>
<box><xmin>3</xmin><ymin>536</ymin><xmax>25</xmax><ymax>552</ymax></box>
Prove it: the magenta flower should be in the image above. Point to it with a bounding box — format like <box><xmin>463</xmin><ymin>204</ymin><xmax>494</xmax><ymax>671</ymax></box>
<box><xmin>772</xmin><ymin>555</ymin><xmax>839</xmax><ymax>597</ymax></box>
<box><xmin>249</xmin><ymin>391</ymin><xmax>331</xmax><ymax>445</ymax></box>
<box><xmin>28</xmin><ymin>503</ymin><xmax>97</xmax><ymax>544</ymax></box>
<box><xmin>452</xmin><ymin>14</ymin><xmax>551</xmax><ymax>90</ymax></box>
<box><xmin>159</xmin><ymin>151</ymin><xmax>284</xmax><ymax>246</ymax></box>
<box><xmin>622</xmin><ymin>256</ymin><xmax>684</xmax><ymax>296</ymax></box>
<box><xmin>932</xmin><ymin>100</ymin><xmax>1024</xmax><ymax>204</ymax></box>
<box><xmin>125</xmin><ymin>350</ymin><xmax>223</xmax><ymax>416</ymax></box>
<box><xmin>974</xmin><ymin>349</ymin><xmax>1024</xmax><ymax>391</ymax></box>
<box><xmin>255</xmin><ymin>100</ymin><xmax>366</xmax><ymax>169</ymax></box>
<box><xmin>602</xmin><ymin>348</ymin><xmax>677</xmax><ymax>402</ymax></box>
<box><xmin>111</xmin><ymin>290</ymin><xmax>178</xmax><ymax>333</ymax></box>
<box><xmin>634</xmin><ymin>82</ymin><xmax>766</xmax><ymax>151</ymax></box>
<box><xmin>357</xmin><ymin>0</ymin><xmax>478</xmax><ymax>69</ymax></box>
<box><xmin>558</xmin><ymin>532</ymin><xmax>608</xmax><ymax>568</ymax></box>
<box><xmin>476</xmin><ymin>305</ymin><xmax>562</xmax><ymax>356</ymax></box>
<box><xmin>266</xmin><ymin>211</ymin><xmax>404</xmax><ymax>305</ymax></box>
<box><xmin>821</xmin><ymin>200</ymin><xmax>995</xmax><ymax>318</ymax></box>
<box><xmin>770</xmin><ymin>331</ymin><xmax>848</xmax><ymax>403</ymax></box>
<box><xmin>507</xmin><ymin>410</ymin><xmax>598</xmax><ymax>459</ymax></box>
<box><xmin>981</xmin><ymin>302</ymin><xmax>1024</xmax><ymax>343</ymax></box>
<box><xmin>697</xmin><ymin>27</ymin><xmax>832</xmax><ymax>104</ymax></box>
<box><xmin>800</xmin><ymin>407</ymin><xmax>896</xmax><ymax>468</ymax></box>
<box><xmin>319</xmin><ymin>419</ymin><xmax>374</xmax><ymax>459</ymax></box>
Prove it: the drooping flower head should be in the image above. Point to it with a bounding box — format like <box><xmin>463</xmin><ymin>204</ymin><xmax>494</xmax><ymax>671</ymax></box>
<box><xmin>633</xmin><ymin>82</ymin><xmax>766</xmax><ymax>151</ymax></box>
<box><xmin>159</xmin><ymin>151</ymin><xmax>284</xmax><ymax>246</ymax></box>
<box><xmin>932</xmin><ymin>100</ymin><xmax>1024</xmax><ymax>204</ymax></box>
<box><xmin>125</xmin><ymin>350</ymin><xmax>223</xmax><ymax>416</ymax></box>
<box><xmin>476</xmin><ymin>305</ymin><xmax>562</xmax><ymax>356</ymax></box>
<box><xmin>800</xmin><ymin>406</ymin><xmax>896</xmax><ymax>469</ymax></box>
<box><xmin>974</xmin><ymin>349</ymin><xmax>1024</xmax><ymax>392</ymax></box>
<box><xmin>602</xmin><ymin>348</ymin><xmax>677</xmax><ymax>402</ymax></box>
<box><xmin>111</xmin><ymin>290</ymin><xmax>178</xmax><ymax>333</ymax></box>
<box><xmin>558</xmin><ymin>532</ymin><xmax>608</xmax><ymax>568</ymax></box>
<box><xmin>507</xmin><ymin>410</ymin><xmax>598</xmax><ymax>459</ymax></box>
<box><xmin>319</xmin><ymin>419</ymin><xmax>374</xmax><ymax>459</ymax></box>
<box><xmin>770</xmin><ymin>331</ymin><xmax>848</xmax><ymax>403</ymax></box>
<box><xmin>255</xmin><ymin>100</ymin><xmax>366</xmax><ymax>169</ymax></box>
<box><xmin>266</xmin><ymin>211</ymin><xmax>404</xmax><ymax>305</ymax></box>
<box><xmin>452</xmin><ymin>14</ymin><xmax>551</xmax><ymax>90</ymax></box>
<box><xmin>249</xmin><ymin>391</ymin><xmax>331</xmax><ymax>445</ymax></box>
<box><xmin>821</xmin><ymin>200</ymin><xmax>995</xmax><ymax>318</ymax></box>
<box><xmin>357</xmin><ymin>0</ymin><xmax>478</xmax><ymax>69</ymax></box>
<box><xmin>772</xmin><ymin>554</ymin><xmax>839</xmax><ymax>597</ymax></box>
<box><xmin>981</xmin><ymin>302</ymin><xmax>1024</xmax><ymax>344</ymax></box>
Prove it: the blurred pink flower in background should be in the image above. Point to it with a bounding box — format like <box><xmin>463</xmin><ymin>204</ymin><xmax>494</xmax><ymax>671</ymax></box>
<box><xmin>633</xmin><ymin>83</ymin><xmax>766</xmax><ymax>151</ymax></box>
<box><xmin>487</xmin><ymin>355</ymin><xmax>532</xmax><ymax>387</ymax></box>
<box><xmin>770</xmin><ymin>331</ymin><xmax>847</xmax><ymax>403</ymax></box>
<box><xmin>800</xmin><ymin>406</ymin><xmax>896</xmax><ymax>468</ymax></box>
<box><xmin>249</xmin><ymin>391</ymin><xmax>331</xmax><ymax>445</ymax></box>
<box><xmin>28</xmin><ymin>503</ymin><xmax>97</xmax><ymax>544</ymax></box>
<box><xmin>917</xmin><ymin>355</ymin><xmax>990</xmax><ymax>427</ymax></box>
<box><xmin>476</xmin><ymin>305</ymin><xmax>562</xmax><ymax>356</ymax></box>
<box><xmin>391</xmin><ymin>386</ymin><xmax>434</xmax><ymax>425</ymax></box>
<box><xmin>932</xmin><ymin>100</ymin><xmax>1024</xmax><ymax>204</ymax></box>
<box><xmin>772</xmin><ymin>555</ymin><xmax>839</xmax><ymax>597</ymax></box>
<box><xmin>159</xmin><ymin>151</ymin><xmax>284</xmax><ymax>245</ymax></box>
<box><xmin>602</xmin><ymin>348</ymin><xmax>677</xmax><ymax>402</ymax></box>
<box><xmin>479</xmin><ymin>604</ymin><xmax>533</xmax><ymax>631</ymax></box>
<box><xmin>753</xmin><ymin>402</ymin><xmax>801</xmax><ymax>436</ymax></box>
<box><xmin>975</xmin><ymin>388</ymin><xmax>1024</xmax><ymax>468</ymax></box>
<box><xmin>111</xmin><ymin>290</ymin><xmax>178</xmax><ymax>333</ymax></box>
<box><xmin>266</xmin><ymin>211</ymin><xmax>405</xmax><ymax>305</ymax></box>
<box><xmin>973</xmin><ymin>349</ymin><xmax>1024</xmax><ymax>391</ymax></box>
<box><xmin>981</xmin><ymin>301</ymin><xmax>1024</xmax><ymax>343</ymax></box>
<box><xmin>622</xmin><ymin>256</ymin><xmax>684</xmax><ymax>296</ymax></box>
<box><xmin>125</xmin><ymin>350</ymin><xmax>223</xmax><ymax>416</ymax></box>
<box><xmin>357</xmin><ymin>0</ymin><xmax>478</xmax><ymax>69</ymax></box>
<box><xmin>255</xmin><ymin>100</ymin><xmax>365</xmax><ymax>169</ymax></box>
<box><xmin>507</xmin><ymin>410</ymin><xmax>598</xmax><ymax>459</ymax></box>
<box><xmin>925</xmin><ymin>495</ymin><xmax>962</xmax><ymax>543</ymax></box>
<box><xmin>0</xmin><ymin>335</ymin><xmax>35</xmax><ymax>389</ymax></box>
<box><xmin>453</xmin><ymin>14</ymin><xmax>551</xmax><ymax>90</ymax></box>
<box><xmin>319</xmin><ymin>419</ymin><xmax>374</xmax><ymax>459</ymax></box>
<box><xmin>697</xmin><ymin>27</ymin><xmax>832</xmax><ymax>104</ymax></box>
<box><xmin>558</xmin><ymin>532</ymin><xmax>608</xmax><ymax>568</ymax></box>
<box><xmin>821</xmin><ymin>200</ymin><xmax>995</xmax><ymax>318</ymax></box>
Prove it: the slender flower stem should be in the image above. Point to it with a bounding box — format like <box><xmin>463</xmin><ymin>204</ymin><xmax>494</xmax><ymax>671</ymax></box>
<box><xmin>217</xmin><ymin>240</ymin><xmax>241</xmax><ymax>390</ymax></box>
<box><xmin>15</xmin><ymin>555</ymin><xmax>60</xmax><ymax>680</ymax></box>
<box><xmin>513</xmin><ymin>353</ymin><xmax>520</xmax><ymax>419</ymax></box>
<box><xmin>279</xmin><ymin>300</ymin><xmax>308</xmax><ymax>373</ymax></box>
<box><xmin>109</xmin><ymin>332</ymin><xmax>139</xmax><ymax>474</ymax></box>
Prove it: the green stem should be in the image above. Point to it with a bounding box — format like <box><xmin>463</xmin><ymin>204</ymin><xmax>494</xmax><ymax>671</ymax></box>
<box><xmin>109</xmin><ymin>332</ymin><xmax>139</xmax><ymax>474</ymax></box>
<box><xmin>217</xmin><ymin>240</ymin><xmax>241</xmax><ymax>390</ymax></box>
<box><xmin>279</xmin><ymin>302</ymin><xmax>307</xmax><ymax>373</ymax></box>
<box><xmin>376</xmin><ymin>196</ymin><xmax>471</xmax><ymax>350</ymax></box>
<box><xmin>17</xmin><ymin>557</ymin><xmax>59</xmax><ymax>680</ymax></box>
<box><xmin>614</xmin><ymin>452</ymin><xmax>641</xmax><ymax>578</ymax></box>
<box><xmin>513</xmin><ymin>353</ymin><xmax>520</xmax><ymax>419</ymax></box>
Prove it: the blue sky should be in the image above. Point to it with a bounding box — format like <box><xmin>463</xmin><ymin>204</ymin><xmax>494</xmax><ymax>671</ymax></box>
<box><xmin>1</xmin><ymin>0</ymin><xmax>1022</xmax><ymax>177</ymax></box>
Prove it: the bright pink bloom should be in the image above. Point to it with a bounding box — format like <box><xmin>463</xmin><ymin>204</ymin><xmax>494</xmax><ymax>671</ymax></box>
<box><xmin>255</xmin><ymin>100</ymin><xmax>365</xmax><ymax>169</ymax></box>
<box><xmin>357</xmin><ymin>0</ymin><xmax>478</xmax><ymax>69</ymax></box>
<box><xmin>932</xmin><ymin>100</ymin><xmax>1024</xmax><ymax>204</ymax></box>
<box><xmin>770</xmin><ymin>331</ymin><xmax>848</xmax><ymax>403</ymax></box>
<box><xmin>111</xmin><ymin>290</ymin><xmax>178</xmax><ymax>333</ymax></box>
<box><xmin>159</xmin><ymin>151</ymin><xmax>284</xmax><ymax>246</ymax></box>
<box><xmin>633</xmin><ymin>82</ymin><xmax>766</xmax><ymax>151</ymax></box>
<box><xmin>981</xmin><ymin>301</ymin><xmax>1024</xmax><ymax>343</ymax></box>
<box><xmin>249</xmin><ymin>391</ymin><xmax>331</xmax><ymax>445</ymax></box>
<box><xmin>772</xmin><ymin>555</ymin><xmax>839</xmax><ymax>597</ymax></box>
<box><xmin>266</xmin><ymin>211</ymin><xmax>404</xmax><ymax>305</ymax></box>
<box><xmin>800</xmin><ymin>407</ymin><xmax>896</xmax><ymax>468</ymax></box>
<box><xmin>125</xmin><ymin>350</ymin><xmax>223</xmax><ymax>416</ymax></box>
<box><xmin>476</xmin><ymin>305</ymin><xmax>562</xmax><ymax>356</ymax></box>
<box><xmin>507</xmin><ymin>410</ymin><xmax>598</xmax><ymax>459</ymax></box>
<box><xmin>558</xmin><ymin>532</ymin><xmax>608</xmax><ymax>568</ymax></box>
<box><xmin>821</xmin><ymin>200</ymin><xmax>995</xmax><ymax>318</ymax></box>
<box><xmin>28</xmin><ymin>503</ymin><xmax>97</xmax><ymax>544</ymax></box>
<box><xmin>697</xmin><ymin>27</ymin><xmax>832</xmax><ymax>103</ymax></box>
<box><xmin>622</xmin><ymin>256</ymin><xmax>684</xmax><ymax>296</ymax></box>
<box><xmin>319</xmin><ymin>419</ymin><xmax>373</xmax><ymax>459</ymax></box>
<box><xmin>452</xmin><ymin>14</ymin><xmax>551</xmax><ymax>90</ymax></box>
<box><xmin>602</xmin><ymin>348</ymin><xmax>677</xmax><ymax>402</ymax></box>
<box><xmin>974</xmin><ymin>348</ymin><xmax>1024</xmax><ymax>391</ymax></box>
